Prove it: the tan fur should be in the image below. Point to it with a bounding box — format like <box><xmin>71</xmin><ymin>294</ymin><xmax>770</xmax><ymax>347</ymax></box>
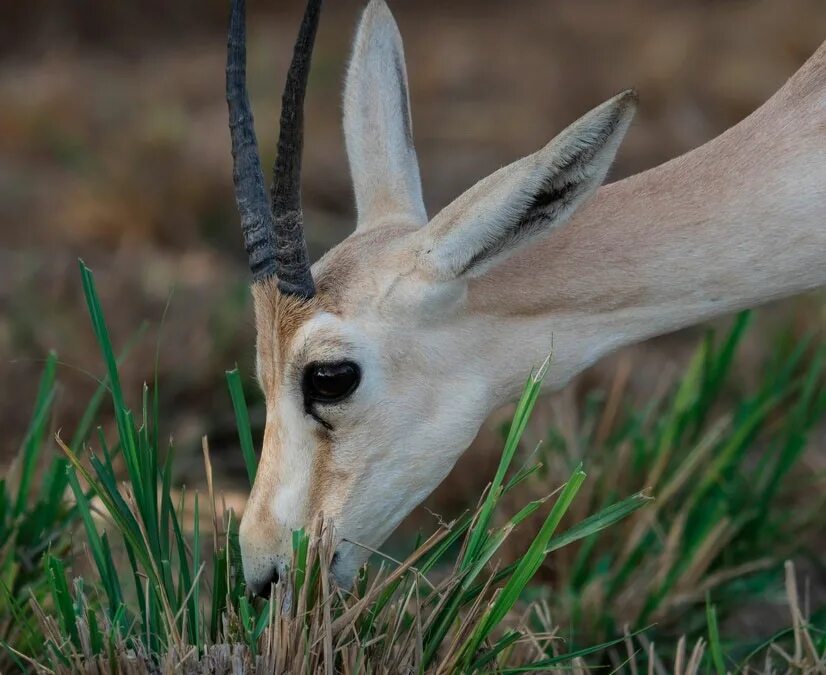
<box><xmin>470</xmin><ymin>39</ymin><xmax>826</xmax><ymax>327</ymax></box>
<box><xmin>252</xmin><ymin>280</ymin><xmax>329</xmax><ymax>392</ymax></box>
<box><xmin>307</xmin><ymin>428</ymin><xmax>357</xmax><ymax>525</ymax></box>
<box><xmin>313</xmin><ymin>223</ymin><xmax>418</xmax><ymax>308</ymax></box>
<box><xmin>246</xmin><ymin>282</ymin><xmax>328</xmax><ymax>546</ymax></box>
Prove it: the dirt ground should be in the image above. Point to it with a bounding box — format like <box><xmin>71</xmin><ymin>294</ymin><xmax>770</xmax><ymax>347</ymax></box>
<box><xmin>1</xmin><ymin>0</ymin><xmax>825</xmax><ymax>532</ymax></box>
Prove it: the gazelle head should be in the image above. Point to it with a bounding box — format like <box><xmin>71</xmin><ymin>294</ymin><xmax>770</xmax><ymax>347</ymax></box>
<box><xmin>228</xmin><ymin>0</ymin><xmax>636</xmax><ymax>593</ymax></box>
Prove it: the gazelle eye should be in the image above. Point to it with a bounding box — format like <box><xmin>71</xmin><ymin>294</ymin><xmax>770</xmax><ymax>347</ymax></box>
<box><xmin>303</xmin><ymin>361</ymin><xmax>361</xmax><ymax>404</ymax></box>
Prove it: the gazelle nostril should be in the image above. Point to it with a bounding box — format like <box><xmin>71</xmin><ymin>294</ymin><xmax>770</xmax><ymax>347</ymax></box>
<box><xmin>256</xmin><ymin>567</ymin><xmax>281</xmax><ymax>600</ymax></box>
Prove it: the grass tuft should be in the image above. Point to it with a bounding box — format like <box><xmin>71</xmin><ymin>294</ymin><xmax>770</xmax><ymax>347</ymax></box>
<box><xmin>0</xmin><ymin>264</ymin><xmax>823</xmax><ymax>673</ymax></box>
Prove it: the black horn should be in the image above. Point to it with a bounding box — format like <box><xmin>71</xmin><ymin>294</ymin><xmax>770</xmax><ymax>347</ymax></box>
<box><xmin>271</xmin><ymin>0</ymin><xmax>321</xmax><ymax>298</ymax></box>
<box><xmin>226</xmin><ymin>0</ymin><xmax>320</xmax><ymax>298</ymax></box>
<box><xmin>226</xmin><ymin>0</ymin><xmax>276</xmax><ymax>281</ymax></box>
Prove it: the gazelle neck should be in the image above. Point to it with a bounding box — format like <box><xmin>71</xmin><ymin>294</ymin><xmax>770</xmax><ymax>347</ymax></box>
<box><xmin>469</xmin><ymin>44</ymin><xmax>826</xmax><ymax>401</ymax></box>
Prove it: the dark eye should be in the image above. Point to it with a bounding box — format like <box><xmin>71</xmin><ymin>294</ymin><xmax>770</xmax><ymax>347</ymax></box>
<box><xmin>303</xmin><ymin>361</ymin><xmax>361</xmax><ymax>404</ymax></box>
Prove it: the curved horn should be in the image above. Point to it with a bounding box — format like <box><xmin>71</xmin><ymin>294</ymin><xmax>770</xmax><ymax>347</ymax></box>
<box><xmin>270</xmin><ymin>0</ymin><xmax>322</xmax><ymax>299</ymax></box>
<box><xmin>226</xmin><ymin>0</ymin><xmax>277</xmax><ymax>281</ymax></box>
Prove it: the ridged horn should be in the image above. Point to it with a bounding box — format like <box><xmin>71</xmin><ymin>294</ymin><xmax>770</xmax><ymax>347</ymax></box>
<box><xmin>226</xmin><ymin>0</ymin><xmax>321</xmax><ymax>298</ymax></box>
<box><xmin>226</xmin><ymin>0</ymin><xmax>277</xmax><ymax>281</ymax></box>
<box><xmin>271</xmin><ymin>0</ymin><xmax>321</xmax><ymax>299</ymax></box>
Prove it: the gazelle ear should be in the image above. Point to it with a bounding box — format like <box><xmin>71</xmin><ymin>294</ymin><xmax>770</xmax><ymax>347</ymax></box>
<box><xmin>343</xmin><ymin>0</ymin><xmax>427</xmax><ymax>231</ymax></box>
<box><xmin>412</xmin><ymin>91</ymin><xmax>637</xmax><ymax>281</ymax></box>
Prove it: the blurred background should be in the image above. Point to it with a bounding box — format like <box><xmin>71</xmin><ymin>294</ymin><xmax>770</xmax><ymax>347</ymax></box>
<box><xmin>2</xmin><ymin>0</ymin><xmax>825</xmax><ymax>577</ymax></box>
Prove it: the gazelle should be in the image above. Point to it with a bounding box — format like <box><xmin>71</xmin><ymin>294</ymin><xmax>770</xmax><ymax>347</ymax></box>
<box><xmin>228</xmin><ymin>0</ymin><xmax>826</xmax><ymax>594</ymax></box>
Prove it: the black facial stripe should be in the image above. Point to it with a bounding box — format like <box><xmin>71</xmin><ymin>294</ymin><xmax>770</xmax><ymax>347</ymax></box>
<box><xmin>306</xmin><ymin>405</ymin><xmax>334</xmax><ymax>431</ymax></box>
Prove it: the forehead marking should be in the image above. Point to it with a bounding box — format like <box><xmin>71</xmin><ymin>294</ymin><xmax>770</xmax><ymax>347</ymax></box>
<box><xmin>250</xmin><ymin>231</ymin><xmax>414</xmax><ymax>536</ymax></box>
<box><xmin>248</xmin><ymin>278</ymin><xmax>330</xmax><ymax>535</ymax></box>
<box><xmin>252</xmin><ymin>278</ymin><xmax>330</xmax><ymax>389</ymax></box>
<box><xmin>251</xmin><ymin>280</ymin><xmax>360</xmax><ymax>528</ymax></box>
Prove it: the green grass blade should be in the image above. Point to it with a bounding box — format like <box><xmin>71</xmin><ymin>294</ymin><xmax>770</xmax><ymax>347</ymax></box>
<box><xmin>78</xmin><ymin>261</ymin><xmax>145</xmax><ymax>510</ymax></box>
<box><xmin>471</xmin><ymin>629</ymin><xmax>521</xmax><ymax>671</ymax></box>
<box><xmin>463</xmin><ymin>359</ymin><xmax>550</xmax><ymax>570</ymax></box>
<box><xmin>546</xmin><ymin>491</ymin><xmax>652</xmax><ymax>553</ymax></box>
<box><xmin>226</xmin><ymin>368</ymin><xmax>258</xmax><ymax>485</ymax></box>
<box><xmin>66</xmin><ymin>468</ymin><xmax>123</xmax><ymax>614</ymax></box>
<box><xmin>500</xmin><ymin>632</ymin><xmax>643</xmax><ymax>672</ymax></box>
<box><xmin>69</xmin><ymin>323</ymin><xmax>147</xmax><ymax>453</ymax></box>
<box><xmin>707</xmin><ymin>599</ymin><xmax>726</xmax><ymax>675</ymax></box>
<box><xmin>462</xmin><ymin>466</ymin><xmax>586</xmax><ymax>664</ymax></box>
<box><xmin>210</xmin><ymin>547</ymin><xmax>229</xmax><ymax>642</ymax></box>
<box><xmin>45</xmin><ymin>554</ymin><xmax>80</xmax><ymax>648</ymax></box>
<box><xmin>14</xmin><ymin>351</ymin><xmax>58</xmax><ymax>516</ymax></box>
<box><xmin>193</xmin><ymin>492</ymin><xmax>202</xmax><ymax>648</ymax></box>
